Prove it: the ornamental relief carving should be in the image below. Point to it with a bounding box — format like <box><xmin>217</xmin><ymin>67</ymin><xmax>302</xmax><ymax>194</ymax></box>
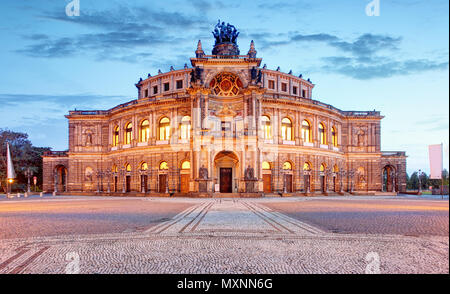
<box><xmin>353</xmin><ymin>125</ymin><xmax>368</xmax><ymax>147</ymax></box>
<box><xmin>82</xmin><ymin>128</ymin><xmax>95</xmax><ymax>146</ymax></box>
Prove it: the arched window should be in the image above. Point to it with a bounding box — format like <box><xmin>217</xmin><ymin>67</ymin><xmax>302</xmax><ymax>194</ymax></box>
<box><xmin>159</xmin><ymin>161</ymin><xmax>169</xmax><ymax>170</ymax></box>
<box><xmin>180</xmin><ymin>116</ymin><xmax>191</xmax><ymax>140</ymax></box>
<box><xmin>333</xmin><ymin>165</ymin><xmax>339</xmax><ymax>173</ymax></box>
<box><xmin>181</xmin><ymin>161</ymin><xmax>190</xmax><ymax>169</ymax></box>
<box><xmin>125</xmin><ymin>163</ymin><xmax>132</xmax><ymax>172</ymax></box>
<box><xmin>141</xmin><ymin>162</ymin><xmax>148</xmax><ymax>171</ymax></box>
<box><xmin>301</xmin><ymin>120</ymin><xmax>311</xmax><ymax>143</ymax></box>
<box><xmin>261</xmin><ymin>116</ymin><xmax>272</xmax><ymax>139</ymax></box>
<box><xmin>262</xmin><ymin>161</ymin><xmax>271</xmax><ymax>170</ymax></box>
<box><xmin>320</xmin><ymin>164</ymin><xmax>325</xmax><ymax>172</ymax></box>
<box><xmin>331</xmin><ymin>126</ymin><xmax>337</xmax><ymax>147</ymax></box>
<box><xmin>281</xmin><ymin>118</ymin><xmax>293</xmax><ymax>141</ymax></box>
<box><xmin>282</xmin><ymin>161</ymin><xmax>292</xmax><ymax>170</ymax></box>
<box><xmin>159</xmin><ymin>117</ymin><xmax>170</xmax><ymax>141</ymax></box>
<box><xmin>140</xmin><ymin>120</ymin><xmax>150</xmax><ymax>142</ymax></box>
<box><xmin>112</xmin><ymin>165</ymin><xmax>118</xmax><ymax>173</ymax></box>
<box><xmin>319</xmin><ymin>123</ymin><xmax>326</xmax><ymax>145</ymax></box>
<box><xmin>125</xmin><ymin>122</ymin><xmax>133</xmax><ymax>145</ymax></box>
<box><xmin>303</xmin><ymin>162</ymin><xmax>311</xmax><ymax>171</ymax></box>
<box><xmin>112</xmin><ymin>126</ymin><xmax>119</xmax><ymax>147</ymax></box>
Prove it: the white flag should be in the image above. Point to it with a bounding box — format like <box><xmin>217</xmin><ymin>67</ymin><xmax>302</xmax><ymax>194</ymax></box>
<box><xmin>6</xmin><ymin>142</ymin><xmax>16</xmax><ymax>179</ymax></box>
<box><xmin>428</xmin><ymin>144</ymin><xmax>443</xmax><ymax>179</ymax></box>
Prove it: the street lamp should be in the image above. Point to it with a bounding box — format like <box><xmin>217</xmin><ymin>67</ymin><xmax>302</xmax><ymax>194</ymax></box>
<box><xmin>348</xmin><ymin>169</ymin><xmax>355</xmax><ymax>193</ymax></box>
<box><xmin>418</xmin><ymin>169</ymin><xmax>422</xmax><ymax>193</ymax></box>
<box><xmin>25</xmin><ymin>167</ymin><xmax>34</xmax><ymax>193</ymax></box>
<box><xmin>7</xmin><ymin>178</ymin><xmax>14</xmax><ymax>197</ymax></box>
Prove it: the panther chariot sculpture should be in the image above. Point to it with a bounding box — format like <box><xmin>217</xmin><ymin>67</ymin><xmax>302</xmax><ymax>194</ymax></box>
<box><xmin>212</xmin><ymin>20</ymin><xmax>240</xmax><ymax>56</ymax></box>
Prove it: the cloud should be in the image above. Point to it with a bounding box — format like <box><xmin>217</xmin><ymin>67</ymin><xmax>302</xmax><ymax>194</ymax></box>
<box><xmin>0</xmin><ymin>93</ymin><xmax>127</xmax><ymax>127</ymax></box>
<box><xmin>17</xmin><ymin>5</ymin><xmax>211</xmax><ymax>63</ymax></box>
<box><xmin>252</xmin><ymin>30</ymin><xmax>447</xmax><ymax>79</ymax></box>
<box><xmin>327</xmin><ymin>34</ymin><xmax>401</xmax><ymax>57</ymax></box>
<box><xmin>322</xmin><ymin>56</ymin><xmax>448</xmax><ymax>79</ymax></box>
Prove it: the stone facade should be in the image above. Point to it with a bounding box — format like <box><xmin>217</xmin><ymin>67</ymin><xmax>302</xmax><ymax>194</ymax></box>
<box><xmin>42</xmin><ymin>26</ymin><xmax>407</xmax><ymax>196</ymax></box>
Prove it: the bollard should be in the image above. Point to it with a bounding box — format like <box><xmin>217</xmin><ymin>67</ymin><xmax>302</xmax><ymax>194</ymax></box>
<box><xmin>17</xmin><ymin>193</ymin><xmax>21</xmax><ymax>198</ymax></box>
<box><xmin>52</xmin><ymin>191</ymin><xmax>56</xmax><ymax>196</ymax></box>
<box><xmin>24</xmin><ymin>192</ymin><xmax>28</xmax><ymax>198</ymax></box>
<box><xmin>40</xmin><ymin>192</ymin><xmax>43</xmax><ymax>197</ymax></box>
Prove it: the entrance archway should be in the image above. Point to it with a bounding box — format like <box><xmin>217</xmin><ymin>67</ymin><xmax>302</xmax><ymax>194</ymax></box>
<box><xmin>214</xmin><ymin>151</ymin><xmax>239</xmax><ymax>193</ymax></box>
<box><xmin>54</xmin><ymin>165</ymin><xmax>67</xmax><ymax>192</ymax></box>
<box><xmin>382</xmin><ymin>165</ymin><xmax>396</xmax><ymax>192</ymax></box>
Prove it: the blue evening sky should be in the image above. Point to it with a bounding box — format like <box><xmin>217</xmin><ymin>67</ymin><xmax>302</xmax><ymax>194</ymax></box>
<box><xmin>0</xmin><ymin>0</ymin><xmax>448</xmax><ymax>175</ymax></box>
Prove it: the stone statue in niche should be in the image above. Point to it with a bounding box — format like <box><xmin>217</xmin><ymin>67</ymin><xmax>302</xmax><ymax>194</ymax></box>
<box><xmin>199</xmin><ymin>165</ymin><xmax>208</xmax><ymax>179</ymax></box>
<box><xmin>86</xmin><ymin>132</ymin><xmax>93</xmax><ymax>145</ymax></box>
<box><xmin>357</xmin><ymin>130</ymin><xmax>365</xmax><ymax>146</ymax></box>
<box><xmin>245</xmin><ymin>165</ymin><xmax>256</xmax><ymax>193</ymax></box>
<box><xmin>353</xmin><ymin>127</ymin><xmax>367</xmax><ymax>147</ymax></box>
<box><xmin>244</xmin><ymin>165</ymin><xmax>255</xmax><ymax>180</ymax></box>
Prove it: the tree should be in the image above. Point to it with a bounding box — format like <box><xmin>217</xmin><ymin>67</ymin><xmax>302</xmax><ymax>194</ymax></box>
<box><xmin>428</xmin><ymin>169</ymin><xmax>449</xmax><ymax>188</ymax></box>
<box><xmin>407</xmin><ymin>171</ymin><xmax>419</xmax><ymax>190</ymax></box>
<box><xmin>0</xmin><ymin>129</ymin><xmax>51</xmax><ymax>192</ymax></box>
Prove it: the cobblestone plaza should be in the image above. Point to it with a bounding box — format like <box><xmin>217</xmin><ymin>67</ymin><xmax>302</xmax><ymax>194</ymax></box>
<box><xmin>0</xmin><ymin>195</ymin><xmax>447</xmax><ymax>274</ymax></box>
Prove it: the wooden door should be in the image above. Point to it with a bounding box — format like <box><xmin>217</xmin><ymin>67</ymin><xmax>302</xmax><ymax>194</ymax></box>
<box><xmin>263</xmin><ymin>174</ymin><xmax>272</xmax><ymax>193</ymax></box>
<box><xmin>304</xmin><ymin>175</ymin><xmax>310</xmax><ymax>192</ymax></box>
<box><xmin>141</xmin><ymin>175</ymin><xmax>148</xmax><ymax>192</ymax></box>
<box><xmin>159</xmin><ymin>174</ymin><xmax>167</xmax><ymax>193</ymax></box>
<box><xmin>180</xmin><ymin>174</ymin><xmax>189</xmax><ymax>193</ymax></box>
<box><xmin>114</xmin><ymin>176</ymin><xmax>118</xmax><ymax>192</ymax></box>
<box><xmin>220</xmin><ymin>168</ymin><xmax>232</xmax><ymax>193</ymax></box>
<box><xmin>285</xmin><ymin>174</ymin><xmax>292</xmax><ymax>193</ymax></box>
<box><xmin>126</xmin><ymin>176</ymin><xmax>131</xmax><ymax>192</ymax></box>
<box><xmin>321</xmin><ymin>176</ymin><xmax>325</xmax><ymax>192</ymax></box>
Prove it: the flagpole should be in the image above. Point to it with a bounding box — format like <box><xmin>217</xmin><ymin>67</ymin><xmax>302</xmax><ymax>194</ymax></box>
<box><xmin>441</xmin><ymin>142</ymin><xmax>444</xmax><ymax>199</ymax></box>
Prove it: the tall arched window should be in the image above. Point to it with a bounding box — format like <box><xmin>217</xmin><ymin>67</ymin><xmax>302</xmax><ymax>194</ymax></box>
<box><xmin>282</xmin><ymin>161</ymin><xmax>292</xmax><ymax>170</ymax></box>
<box><xmin>180</xmin><ymin>116</ymin><xmax>191</xmax><ymax>140</ymax></box>
<box><xmin>261</xmin><ymin>115</ymin><xmax>272</xmax><ymax>139</ymax></box>
<box><xmin>125</xmin><ymin>122</ymin><xmax>133</xmax><ymax>144</ymax></box>
<box><xmin>318</xmin><ymin>123</ymin><xmax>326</xmax><ymax>145</ymax></box>
<box><xmin>303</xmin><ymin>162</ymin><xmax>311</xmax><ymax>171</ymax></box>
<box><xmin>125</xmin><ymin>163</ymin><xmax>132</xmax><ymax>172</ymax></box>
<box><xmin>320</xmin><ymin>164</ymin><xmax>325</xmax><ymax>172</ymax></box>
<box><xmin>331</xmin><ymin>126</ymin><xmax>337</xmax><ymax>147</ymax></box>
<box><xmin>112</xmin><ymin>126</ymin><xmax>119</xmax><ymax>147</ymax></box>
<box><xmin>301</xmin><ymin>120</ymin><xmax>311</xmax><ymax>143</ymax></box>
<box><xmin>262</xmin><ymin>161</ymin><xmax>271</xmax><ymax>170</ymax></box>
<box><xmin>333</xmin><ymin>165</ymin><xmax>339</xmax><ymax>173</ymax></box>
<box><xmin>112</xmin><ymin>165</ymin><xmax>118</xmax><ymax>173</ymax></box>
<box><xmin>141</xmin><ymin>162</ymin><xmax>148</xmax><ymax>171</ymax></box>
<box><xmin>159</xmin><ymin>117</ymin><xmax>170</xmax><ymax>141</ymax></box>
<box><xmin>181</xmin><ymin>161</ymin><xmax>190</xmax><ymax>169</ymax></box>
<box><xmin>281</xmin><ymin>118</ymin><xmax>293</xmax><ymax>141</ymax></box>
<box><xmin>159</xmin><ymin>161</ymin><xmax>169</xmax><ymax>170</ymax></box>
<box><xmin>140</xmin><ymin>120</ymin><xmax>150</xmax><ymax>142</ymax></box>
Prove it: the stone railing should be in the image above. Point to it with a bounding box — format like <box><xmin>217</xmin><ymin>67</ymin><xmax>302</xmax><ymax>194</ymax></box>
<box><xmin>43</xmin><ymin>150</ymin><xmax>68</xmax><ymax>157</ymax></box>
<box><xmin>68</xmin><ymin>110</ymin><xmax>109</xmax><ymax>115</ymax></box>
<box><xmin>382</xmin><ymin>151</ymin><xmax>406</xmax><ymax>156</ymax></box>
<box><xmin>341</xmin><ymin>110</ymin><xmax>381</xmax><ymax>117</ymax></box>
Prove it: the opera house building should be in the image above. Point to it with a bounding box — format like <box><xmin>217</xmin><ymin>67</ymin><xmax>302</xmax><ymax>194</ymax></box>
<box><xmin>43</xmin><ymin>23</ymin><xmax>407</xmax><ymax>197</ymax></box>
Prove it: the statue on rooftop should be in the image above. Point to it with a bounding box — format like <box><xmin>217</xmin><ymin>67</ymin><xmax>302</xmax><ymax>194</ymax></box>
<box><xmin>212</xmin><ymin>20</ymin><xmax>239</xmax><ymax>45</ymax></box>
